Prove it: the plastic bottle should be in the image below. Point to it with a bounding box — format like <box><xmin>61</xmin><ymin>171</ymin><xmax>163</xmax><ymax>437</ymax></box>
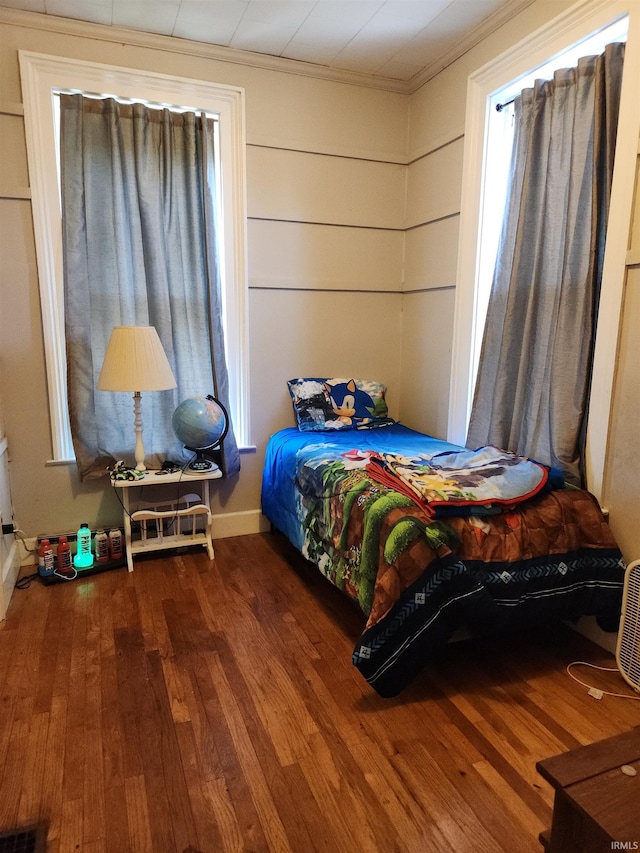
<box><xmin>95</xmin><ymin>529</ymin><xmax>109</xmax><ymax>563</ymax></box>
<box><xmin>109</xmin><ymin>528</ymin><xmax>123</xmax><ymax>560</ymax></box>
<box><xmin>74</xmin><ymin>523</ymin><xmax>94</xmax><ymax>569</ymax></box>
<box><xmin>38</xmin><ymin>539</ymin><xmax>55</xmax><ymax>576</ymax></box>
<box><xmin>57</xmin><ymin>535</ymin><xmax>73</xmax><ymax>575</ymax></box>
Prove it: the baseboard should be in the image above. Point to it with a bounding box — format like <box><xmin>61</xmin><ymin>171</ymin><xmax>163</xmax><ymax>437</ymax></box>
<box><xmin>19</xmin><ymin>509</ymin><xmax>269</xmax><ymax>568</ymax></box>
<box><xmin>211</xmin><ymin>509</ymin><xmax>270</xmax><ymax>539</ymax></box>
<box><xmin>1</xmin><ymin>539</ymin><xmax>21</xmax><ymax>619</ymax></box>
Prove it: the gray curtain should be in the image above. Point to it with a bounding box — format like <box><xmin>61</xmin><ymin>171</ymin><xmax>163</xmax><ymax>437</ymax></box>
<box><xmin>466</xmin><ymin>42</ymin><xmax>625</xmax><ymax>486</ymax></box>
<box><xmin>60</xmin><ymin>95</ymin><xmax>240</xmax><ymax>480</ymax></box>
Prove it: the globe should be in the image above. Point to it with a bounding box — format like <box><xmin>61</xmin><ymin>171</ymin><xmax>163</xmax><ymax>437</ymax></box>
<box><xmin>172</xmin><ymin>395</ymin><xmax>228</xmax><ymax>473</ymax></box>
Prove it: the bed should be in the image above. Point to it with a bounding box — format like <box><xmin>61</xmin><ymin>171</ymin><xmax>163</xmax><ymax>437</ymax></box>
<box><xmin>261</xmin><ymin>378</ymin><xmax>624</xmax><ymax>697</ymax></box>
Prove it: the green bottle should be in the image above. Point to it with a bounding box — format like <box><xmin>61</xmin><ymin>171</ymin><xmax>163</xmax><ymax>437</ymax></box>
<box><xmin>73</xmin><ymin>523</ymin><xmax>94</xmax><ymax>569</ymax></box>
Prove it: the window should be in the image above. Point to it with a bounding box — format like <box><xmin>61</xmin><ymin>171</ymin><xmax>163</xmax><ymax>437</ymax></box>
<box><xmin>449</xmin><ymin>0</ymin><xmax>640</xmax><ymax>503</ymax></box>
<box><xmin>19</xmin><ymin>52</ymin><xmax>250</xmax><ymax>462</ymax></box>
<box><xmin>472</xmin><ymin>17</ymin><xmax>629</xmax><ymax>394</ymax></box>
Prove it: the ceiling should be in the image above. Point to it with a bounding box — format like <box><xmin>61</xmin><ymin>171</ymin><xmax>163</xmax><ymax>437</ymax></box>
<box><xmin>0</xmin><ymin>0</ymin><xmax>533</xmax><ymax>91</ymax></box>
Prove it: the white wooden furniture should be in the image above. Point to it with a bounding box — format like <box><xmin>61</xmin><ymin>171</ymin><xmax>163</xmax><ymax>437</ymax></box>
<box><xmin>112</xmin><ymin>467</ymin><xmax>222</xmax><ymax>571</ymax></box>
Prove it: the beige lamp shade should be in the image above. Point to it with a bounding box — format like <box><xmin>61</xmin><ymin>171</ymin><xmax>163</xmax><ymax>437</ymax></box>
<box><xmin>97</xmin><ymin>326</ymin><xmax>176</xmax><ymax>392</ymax></box>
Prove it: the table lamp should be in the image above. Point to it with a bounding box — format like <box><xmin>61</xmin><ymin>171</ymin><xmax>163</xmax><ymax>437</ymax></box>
<box><xmin>97</xmin><ymin>325</ymin><xmax>177</xmax><ymax>472</ymax></box>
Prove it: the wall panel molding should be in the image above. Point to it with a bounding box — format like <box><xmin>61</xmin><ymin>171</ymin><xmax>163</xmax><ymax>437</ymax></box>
<box><xmin>0</xmin><ymin>102</ymin><xmax>24</xmax><ymax>116</ymax></box>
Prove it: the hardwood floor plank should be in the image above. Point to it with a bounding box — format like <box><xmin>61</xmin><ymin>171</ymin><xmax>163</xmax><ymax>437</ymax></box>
<box><xmin>179</xmin><ymin>666</ymin><xmax>225</xmax><ymax>783</ymax></box>
<box><xmin>297</xmin><ymin>755</ymin><xmax>393</xmax><ymax>853</ymax></box>
<box><xmin>349</xmin><ymin>735</ymin><xmax>431</xmax><ymax>831</ymax></box>
<box><xmin>174</xmin><ymin>721</ymin><xmax>226</xmax><ymax>853</ymax></box>
<box><xmin>40</xmin><ymin>694</ymin><xmax>67</xmax><ymax>841</ymax></box>
<box><xmin>430</xmin><ymin>726</ymin><xmax>548</xmax><ymax>848</ymax></box>
<box><xmin>83</xmin><ymin>588</ymin><xmax>107</xmax><ymax>847</ymax></box>
<box><xmin>264</xmin><ymin>762</ymin><xmax>325</xmax><ymax>853</ymax></box>
<box><xmin>59</xmin><ymin>796</ymin><xmax>83</xmax><ymax>853</ymax></box>
<box><xmin>423</xmin><ymin>682</ymin><xmax>554</xmax><ymax>827</ymax></box>
<box><xmin>202</xmin><ymin>776</ymin><xmax>245</xmax><ymax>853</ymax></box>
<box><xmin>62</xmin><ymin>720</ymin><xmax>86</xmax><ymax>804</ymax></box>
<box><xmin>0</xmin><ymin>718</ymin><xmax>28</xmax><ymax>831</ymax></box>
<box><xmin>82</xmin><ymin>841</ymin><xmax>107</xmax><ymax>853</ymax></box>
<box><xmin>142</xmin><ymin>649</ymin><xmax>200</xmax><ymax>852</ymax></box>
<box><xmin>104</xmin><ymin>782</ymin><xmax>130</xmax><ymax>853</ymax></box>
<box><xmin>50</xmin><ymin>587</ymin><xmax>78</xmax><ymax>704</ymax></box>
<box><xmin>391</xmin><ymin>740</ymin><xmax>510</xmax><ymax>853</ymax></box>
<box><xmin>16</xmin><ymin>710</ymin><xmax>49</xmax><ymax>827</ymax></box>
<box><xmin>3</xmin><ymin>584</ymin><xmax>49</xmax><ymax>728</ymax></box>
<box><xmin>118</xmin><ymin>619</ymin><xmax>192</xmax><ymax>853</ymax></box>
<box><xmin>199</xmin><ymin>676</ymin><xmax>272</xmax><ymax>851</ymax></box>
<box><xmin>1</xmin><ymin>535</ymin><xmax>638</xmax><ymax>852</ymax></box>
<box><xmin>198</xmin><ymin>734</ymin><xmax>274</xmax><ymax>851</ymax></box>
<box><xmin>124</xmin><ymin>773</ymin><xmax>154</xmax><ymax>853</ymax></box>
<box><xmin>471</xmin><ymin>757</ymin><xmax>545</xmax><ymax>847</ymax></box>
<box><xmin>0</xmin><ymin>623</ymin><xmax>20</xmax><ymax>776</ymax></box>
<box><xmin>33</xmin><ymin>590</ymin><xmax>65</xmax><ymax>714</ymax></box>
<box><xmin>100</xmin><ymin>660</ymin><xmax>126</xmax><ymax>791</ymax></box>
<box><xmin>161</xmin><ymin>654</ymin><xmax>192</xmax><ymax>724</ymax></box>
<box><xmin>112</xmin><ymin>620</ymin><xmax>147</xmax><ymax>780</ymax></box>
<box><xmin>205</xmin><ymin>650</ymin><xmax>292</xmax><ymax>853</ymax></box>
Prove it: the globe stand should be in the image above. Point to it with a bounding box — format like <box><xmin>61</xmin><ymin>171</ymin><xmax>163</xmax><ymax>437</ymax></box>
<box><xmin>184</xmin><ymin>448</ymin><xmax>220</xmax><ymax>475</ymax></box>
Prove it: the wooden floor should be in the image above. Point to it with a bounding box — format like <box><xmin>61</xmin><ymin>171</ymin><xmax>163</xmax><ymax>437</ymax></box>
<box><xmin>0</xmin><ymin>532</ymin><xmax>638</xmax><ymax>853</ymax></box>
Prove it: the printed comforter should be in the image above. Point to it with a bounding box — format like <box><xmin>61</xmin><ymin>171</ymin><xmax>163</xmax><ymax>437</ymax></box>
<box><xmin>261</xmin><ymin>424</ymin><xmax>624</xmax><ymax>696</ymax></box>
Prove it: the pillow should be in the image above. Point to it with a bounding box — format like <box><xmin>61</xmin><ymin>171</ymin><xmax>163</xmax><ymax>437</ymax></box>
<box><xmin>287</xmin><ymin>378</ymin><xmax>335</xmax><ymax>431</ymax></box>
<box><xmin>287</xmin><ymin>377</ymin><xmax>393</xmax><ymax>431</ymax></box>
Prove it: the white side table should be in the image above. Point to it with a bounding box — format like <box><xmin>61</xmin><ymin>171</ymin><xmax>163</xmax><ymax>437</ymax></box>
<box><xmin>112</xmin><ymin>467</ymin><xmax>222</xmax><ymax>571</ymax></box>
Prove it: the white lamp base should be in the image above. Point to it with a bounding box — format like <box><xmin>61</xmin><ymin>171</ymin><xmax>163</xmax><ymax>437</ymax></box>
<box><xmin>133</xmin><ymin>391</ymin><xmax>146</xmax><ymax>471</ymax></box>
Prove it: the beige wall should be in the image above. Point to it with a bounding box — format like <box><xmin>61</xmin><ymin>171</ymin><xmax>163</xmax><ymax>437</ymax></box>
<box><xmin>604</xmin><ymin>265</ymin><xmax>640</xmax><ymax>558</ymax></box>
<box><xmin>402</xmin><ymin>0</ymin><xmax>640</xmax><ymax>562</ymax></box>
<box><xmin>1</xmin><ymin>0</ymin><xmax>638</xmax><ymax>566</ymax></box>
<box><xmin>400</xmin><ymin>0</ymin><xmax>579</xmax><ymax>442</ymax></box>
<box><xmin>0</xmin><ymin>11</ymin><xmax>408</xmax><ymax>539</ymax></box>
<box><xmin>400</xmin><ymin>140</ymin><xmax>463</xmax><ymax>438</ymax></box>
<box><xmin>0</xmin><ymin>355</ymin><xmax>12</xmax><ymax>572</ymax></box>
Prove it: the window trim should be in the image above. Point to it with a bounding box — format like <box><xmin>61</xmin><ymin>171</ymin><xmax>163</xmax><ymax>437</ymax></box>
<box><xmin>19</xmin><ymin>51</ymin><xmax>250</xmax><ymax>461</ymax></box>
<box><xmin>448</xmin><ymin>0</ymin><xmax>640</xmax><ymax>505</ymax></box>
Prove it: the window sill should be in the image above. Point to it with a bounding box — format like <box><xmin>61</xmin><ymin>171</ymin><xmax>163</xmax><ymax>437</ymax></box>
<box><xmin>46</xmin><ymin>443</ymin><xmax>258</xmax><ymax>467</ymax></box>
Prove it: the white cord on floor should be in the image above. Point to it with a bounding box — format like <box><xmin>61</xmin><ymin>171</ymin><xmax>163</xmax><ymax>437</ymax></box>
<box><xmin>566</xmin><ymin>660</ymin><xmax>640</xmax><ymax>701</ymax></box>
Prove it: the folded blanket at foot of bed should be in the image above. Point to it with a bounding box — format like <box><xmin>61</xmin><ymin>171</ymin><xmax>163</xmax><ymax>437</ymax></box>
<box><xmin>364</xmin><ymin>445</ymin><xmax>564</xmax><ymax>518</ymax></box>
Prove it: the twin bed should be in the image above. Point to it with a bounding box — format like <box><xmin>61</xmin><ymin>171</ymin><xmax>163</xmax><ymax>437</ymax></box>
<box><xmin>261</xmin><ymin>379</ymin><xmax>624</xmax><ymax>697</ymax></box>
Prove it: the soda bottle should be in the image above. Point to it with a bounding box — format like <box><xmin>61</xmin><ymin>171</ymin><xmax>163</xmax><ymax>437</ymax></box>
<box><xmin>109</xmin><ymin>528</ymin><xmax>123</xmax><ymax>560</ymax></box>
<box><xmin>57</xmin><ymin>535</ymin><xmax>73</xmax><ymax>575</ymax></box>
<box><xmin>95</xmin><ymin>529</ymin><xmax>109</xmax><ymax>563</ymax></box>
<box><xmin>74</xmin><ymin>523</ymin><xmax>93</xmax><ymax>569</ymax></box>
<box><xmin>38</xmin><ymin>539</ymin><xmax>54</xmax><ymax>576</ymax></box>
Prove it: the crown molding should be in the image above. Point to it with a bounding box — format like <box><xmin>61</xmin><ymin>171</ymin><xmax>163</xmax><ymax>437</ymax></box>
<box><xmin>406</xmin><ymin>0</ymin><xmax>536</xmax><ymax>93</ymax></box>
<box><xmin>0</xmin><ymin>6</ymin><xmax>408</xmax><ymax>94</ymax></box>
<box><xmin>1</xmin><ymin>1</ymin><xmax>537</xmax><ymax>96</ymax></box>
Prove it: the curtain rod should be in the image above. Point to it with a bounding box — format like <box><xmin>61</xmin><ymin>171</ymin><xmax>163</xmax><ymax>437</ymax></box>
<box><xmin>495</xmin><ymin>97</ymin><xmax>515</xmax><ymax>113</ymax></box>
